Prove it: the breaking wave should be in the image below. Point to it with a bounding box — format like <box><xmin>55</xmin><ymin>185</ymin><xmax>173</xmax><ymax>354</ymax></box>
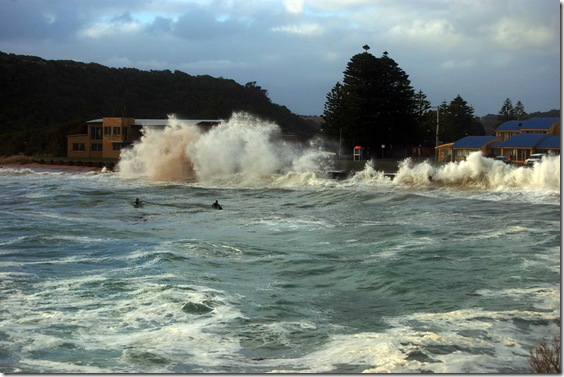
<box><xmin>117</xmin><ymin>112</ymin><xmax>560</xmax><ymax>194</ymax></box>
<box><xmin>117</xmin><ymin>112</ymin><xmax>333</xmax><ymax>184</ymax></box>
<box><xmin>390</xmin><ymin>151</ymin><xmax>559</xmax><ymax>192</ymax></box>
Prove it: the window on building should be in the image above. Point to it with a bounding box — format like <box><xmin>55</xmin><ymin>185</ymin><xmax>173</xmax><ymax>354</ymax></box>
<box><xmin>113</xmin><ymin>144</ymin><xmax>121</xmax><ymax>151</ymax></box>
<box><xmin>113</xmin><ymin>127</ymin><xmax>121</xmax><ymax>135</ymax></box>
<box><xmin>122</xmin><ymin>127</ymin><xmax>128</xmax><ymax>141</ymax></box>
<box><xmin>91</xmin><ymin>143</ymin><xmax>103</xmax><ymax>152</ymax></box>
<box><xmin>104</xmin><ymin>127</ymin><xmax>111</xmax><ymax>136</ymax></box>
<box><xmin>90</xmin><ymin>126</ymin><xmax>102</xmax><ymax>140</ymax></box>
<box><xmin>72</xmin><ymin>143</ymin><xmax>85</xmax><ymax>151</ymax></box>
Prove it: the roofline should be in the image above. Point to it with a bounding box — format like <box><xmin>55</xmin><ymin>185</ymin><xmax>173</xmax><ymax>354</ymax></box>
<box><xmin>86</xmin><ymin>118</ymin><xmax>222</xmax><ymax>125</ymax></box>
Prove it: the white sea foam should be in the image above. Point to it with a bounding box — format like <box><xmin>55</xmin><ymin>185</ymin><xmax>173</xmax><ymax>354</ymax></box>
<box><xmin>277</xmin><ymin>303</ymin><xmax>560</xmax><ymax>373</ymax></box>
<box><xmin>392</xmin><ymin>151</ymin><xmax>560</xmax><ymax>192</ymax></box>
<box><xmin>117</xmin><ymin>112</ymin><xmax>331</xmax><ymax>187</ymax></box>
<box><xmin>116</xmin><ymin>112</ymin><xmax>560</xmax><ymax>202</ymax></box>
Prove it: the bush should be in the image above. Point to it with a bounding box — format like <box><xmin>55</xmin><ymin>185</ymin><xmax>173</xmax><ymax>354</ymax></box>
<box><xmin>0</xmin><ymin>154</ymin><xmax>34</xmax><ymax>165</ymax></box>
<box><xmin>529</xmin><ymin>336</ymin><xmax>560</xmax><ymax>373</ymax></box>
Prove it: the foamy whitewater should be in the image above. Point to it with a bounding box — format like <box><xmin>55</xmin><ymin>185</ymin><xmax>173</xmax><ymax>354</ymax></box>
<box><xmin>0</xmin><ymin>113</ymin><xmax>560</xmax><ymax>373</ymax></box>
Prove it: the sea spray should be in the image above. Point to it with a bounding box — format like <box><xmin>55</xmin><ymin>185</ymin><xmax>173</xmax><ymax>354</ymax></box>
<box><xmin>346</xmin><ymin>160</ymin><xmax>392</xmax><ymax>186</ymax></box>
<box><xmin>342</xmin><ymin>152</ymin><xmax>560</xmax><ymax>196</ymax></box>
<box><xmin>188</xmin><ymin>112</ymin><xmax>286</xmax><ymax>182</ymax></box>
<box><xmin>117</xmin><ymin>115</ymin><xmax>560</xmax><ymax>194</ymax></box>
<box><xmin>118</xmin><ymin>116</ymin><xmax>201</xmax><ymax>181</ymax></box>
<box><xmin>387</xmin><ymin>152</ymin><xmax>560</xmax><ymax>192</ymax></box>
<box><xmin>393</xmin><ymin>158</ymin><xmax>435</xmax><ymax>186</ymax></box>
<box><xmin>427</xmin><ymin>152</ymin><xmax>560</xmax><ymax>191</ymax></box>
<box><xmin>117</xmin><ymin>112</ymin><xmax>338</xmax><ymax>184</ymax></box>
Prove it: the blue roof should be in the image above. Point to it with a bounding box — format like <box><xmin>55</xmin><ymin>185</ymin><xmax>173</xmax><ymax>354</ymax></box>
<box><xmin>491</xmin><ymin>133</ymin><xmax>549</xmax><ymax>148</ymax></box>
<box><xmin>496</xmin><ymin>117</ymin><xmax>560</xmax><ymax>131</ymax></box>
<box><xmin>452</xmin><ymin>136</ymin><xmax>498</xmax><ymax>149</ymax></box>
<box><xmin>496</xmin><ymin>120</ymin><xmax>526</xmax><ymax>131</ymax></box>
<box><xmin>536</xmin><ymin>135</ymin><xmax>560</xmax><ymax>149</ymax></box>
<box><xmin>522</xmin><ymin>117</ymin><xmax>559</xmax><ymax>130</ymax></box>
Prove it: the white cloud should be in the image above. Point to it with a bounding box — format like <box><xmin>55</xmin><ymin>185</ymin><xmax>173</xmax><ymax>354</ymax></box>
<box><xmin>180</xmin><ymin>59</ymin><xmax>254</xmax><ymax>71</ymax></box>
<box><xmin>488</xmin><ymin>17</ymin><xmax>555</xmax><ymax>50</ymax></box>
<box><xmin>42</xmin><ymin>11</ymin><xmax>57</xmax><ymax>24</ymax></box>
<box><xmin>271</xmin><ymin>23</ymin><xmax>324</xmax><ymax>36</ymax></box>
<box><xmin>387</xmin><ymin>18</ymin><xmax>463</xmax><ymax>48</ymax></box>
<box><xmin>0</xmin><ymin>0</ymin><xmax>559</xmax><ymax>116</ymax></box>
<box><xmin>79</xmin><ymin>20</ymin><xmax>143</xmax><ymax>39</ymax></box>
<box><xmin>283</xmin><ymin>0</ymin><xmax>305</xmax><ymax>14</ymax></box>
<box><xmin>440</xmin><ymin>59</ymin><xmax>475</xmax><ymax>69</ymax></box>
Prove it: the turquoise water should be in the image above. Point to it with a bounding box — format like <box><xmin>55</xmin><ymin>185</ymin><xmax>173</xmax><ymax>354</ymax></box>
<box><xmin>0</xmin><ymin>115</ymin><xmax>560</xmax><ymax>373</ymax></box>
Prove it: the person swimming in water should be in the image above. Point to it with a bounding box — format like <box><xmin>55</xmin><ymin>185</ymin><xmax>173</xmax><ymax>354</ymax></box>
<box><xmin>212</xmin><ymin>200</ymin><xmax>222</xmax><ymax>210</ymax></box>
<box><xmin>134</xmin><ymin>198</ymin><xmax>143</xmax><ymax>207</ymax></box>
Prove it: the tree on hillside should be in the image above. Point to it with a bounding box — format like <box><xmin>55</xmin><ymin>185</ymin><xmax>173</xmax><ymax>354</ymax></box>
<box><xmin>438</xmin><ymin>95</ymin><xmax>484</xmax><ymax>143</ymax></box>
<box><xmin>514</xmin><ymin>100</ymin><xmax>527</xmax><ymax>120</ymax></box>
<box><xmin>0</xmin><ymin>51</ymin><xmax>320</xmax><ymax>155</ymax></box>
<box><xmin>497</xmin><ymin>98</ymin><xmax>528</xmax><ymax>124</ymax></box>
<box><xmin>412</xmin><ymin>90</ymin><xmax>436</xmax><ymax>147</ymax></box>
<box><xmin>321</xmin><ymin>49</ymin><xmax>417</xmax><ymax>157</ymax></box>
<box><xmin>322</xmin><ymin>82</ymin><xmax>356</xmax><ymax>142</ymax></box>
<box><xmin>414</xmin><ymin>90</ymin><xmax>432</xmax><ymax>119</ymax></box>
<box><xmin>498</xmin><ymin>98</ymin><xmax>514</xmax><ymax>124</ymax></box>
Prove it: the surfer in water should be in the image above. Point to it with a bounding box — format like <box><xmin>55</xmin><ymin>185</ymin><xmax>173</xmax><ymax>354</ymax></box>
<box><xmin>212</xmin><ymin>200</ymin><xmax>223</xmax><ymax>210</ymax></box>
<box><xmin>134</xmin><ymin>198</ymin><xmax>143</xmax><ymax>207</ymax></box>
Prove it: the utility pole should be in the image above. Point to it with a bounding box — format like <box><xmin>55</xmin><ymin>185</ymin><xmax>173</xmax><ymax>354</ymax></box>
<box><xmin>435</xmin><ymin>106</ymin><xmax>440</xmax><ymax>148</ymax></box>
<box><xmin>339</xmin><ymin>128</ymin><xmax>342</xmax><ymax>159</ymax></box>
<box><xmin>435</xmin><ymin>106</ymin><xmax>440</xmax><ymax>161</ymax></box>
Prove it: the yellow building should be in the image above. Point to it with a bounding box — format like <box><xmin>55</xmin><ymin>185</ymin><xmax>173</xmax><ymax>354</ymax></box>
<box><xmin>67</xmin><ymin>117</ymin><xmax>220</xmax><ymax>160</ymax></box>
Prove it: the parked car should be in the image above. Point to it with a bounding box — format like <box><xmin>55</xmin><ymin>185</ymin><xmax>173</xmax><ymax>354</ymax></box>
<box><xmin>494</xmin><ymin>156</ymin><xmax>513</xmax><ymax>165</ymax></box>
<box><xmin>525</xmin><ymin>153</ymin><xmax>545</xmax><ymax>166</ymax></box>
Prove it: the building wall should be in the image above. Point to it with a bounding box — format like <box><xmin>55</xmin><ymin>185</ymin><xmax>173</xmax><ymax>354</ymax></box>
<box><xmin>99</xmin><ymin>117</ymin><xmax>136</xmax><ymax>159</ymax></box>
<box><xmin>67</xmin><ymin>117</ymin><xmax>137</xmax><ymax>160</ymax></box>
<box><xmin>67</xmin><ymin>134</ymin><xmax>90</xmax><ymax>158</ymax></box>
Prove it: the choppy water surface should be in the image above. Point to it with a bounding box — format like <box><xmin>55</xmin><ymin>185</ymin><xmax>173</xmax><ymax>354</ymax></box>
<box><xmin>0</xmin><ymin>115</ymin><xmax>560</xmax><ymax>373</ymax></box>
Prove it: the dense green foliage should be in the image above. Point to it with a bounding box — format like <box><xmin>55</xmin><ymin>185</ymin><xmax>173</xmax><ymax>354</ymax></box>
<box><xmin>480</xmin><ymin>103</ymin><xmax>558</xmax><ymax>135</ymax></box>
<box><xmin>0</xmin><ymin>51</ymin><xmax>318</xmax><ymax>156</ymax></box>
<box><xmin>321</xmin><ymin>51</ymin><xmax>418</xmax><ymax>157</ymax></box>
<box><xmin>438</xmin><ymin>96</ymin><xmax>485</xmax><ymax>142</ymax></box>
<box><xmin>321</xmin><ymin>49</ymin><xmax>489</xmax><ymax>156</ymax></box>
<box><xmin>498</xmin><ymin>98</ymin><xmax>527</xmax><ymax>123</ymax></box>
<box><xmin>321</xmin><ymin>47</ymin><xmax>559</xmax><ymax>156</ymax></box>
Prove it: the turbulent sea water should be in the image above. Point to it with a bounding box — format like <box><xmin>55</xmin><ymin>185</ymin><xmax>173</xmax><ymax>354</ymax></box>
<box><xmin>0</xmin><ymin>113</ymin><xmax>560</xmax><ymax>373</ymax></box>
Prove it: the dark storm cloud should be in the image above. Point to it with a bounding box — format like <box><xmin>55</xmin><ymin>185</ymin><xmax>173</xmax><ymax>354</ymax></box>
<box><xmin>173</xmin><ymin>8</ymin><xmax>240</xmax><ymax>40</ymax></box>
<box><xmin>0</xmin><ymin>0</ymin><xmax>559</xmax><ymax>116</ymax></box>
<box><xmin>0</xmin><ymin>0</ymin><xmax>83</xmax><ymax>41</ymax></box>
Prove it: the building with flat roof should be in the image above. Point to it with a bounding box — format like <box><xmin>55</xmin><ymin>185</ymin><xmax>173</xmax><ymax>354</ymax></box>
<box><xmin>67</xmin><ymin>117</ymin><xmax>220</xmax><ymax>160</ymax></box>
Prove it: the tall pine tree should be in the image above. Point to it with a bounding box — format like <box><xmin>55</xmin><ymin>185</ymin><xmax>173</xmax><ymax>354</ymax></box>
<box><xmin>498</xmin><ymin>98</ymin><xmax>515</xmax><ymax>123</ymax></box>
<box><xmin>439</xmin><ymin>95</ymin><xmax>484</xmax><ymax>142</ymax></box>
<box><xmin>497</xmin><ymin>98</ymin><xmax>528</xmax><ymax>124</ymax></box>
<box><xmin>514</xmin><ymin>101</ymin><xmax>527</xmax><ymax>120</ymax></box>
<box><xmin>321</xmin><ymin>49</ymin><xmax>417</xmax><ymax>156</ymax></box>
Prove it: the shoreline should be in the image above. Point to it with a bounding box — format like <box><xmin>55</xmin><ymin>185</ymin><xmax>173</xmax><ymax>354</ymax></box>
<box><xmin>0</xmin><ymin>160</ymin><xmax>401</xmax><ymax>176</ymax></box>
<box><xmin>0</xmin><ymin>162</ymin><xmax>104</xmax><ymax>172</ymax></box>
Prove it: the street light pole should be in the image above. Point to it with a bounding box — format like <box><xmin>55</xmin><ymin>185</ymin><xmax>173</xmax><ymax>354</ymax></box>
<box><xmin>434</xmin><ymin>106</ymin><xmax>440</xmax><ymax>161</ymax></box>
<box><xmin>435</xmin><ymin>106</ymin><xmax>439</xmax><ymax>148</ymax></box>
<box><xmin>339</xmin><ymin>128</ymin><xmax>342</xmax><ymax>160</ymax></box>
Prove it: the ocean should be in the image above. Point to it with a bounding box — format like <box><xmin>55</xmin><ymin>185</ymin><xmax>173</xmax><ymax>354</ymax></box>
<box><xmin>0</xmin><ymin>113</ymin><xmax>560</xmax><ymax>373</ymax></box>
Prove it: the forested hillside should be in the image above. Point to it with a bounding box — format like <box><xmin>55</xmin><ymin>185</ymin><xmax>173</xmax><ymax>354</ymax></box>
<box><xmin>0</xmin><ymin>51</ymin><xmax>319</xmax><ymax>156</ymax></box>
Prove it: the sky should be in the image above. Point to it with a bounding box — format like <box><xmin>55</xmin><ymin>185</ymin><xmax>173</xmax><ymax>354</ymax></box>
<box><xmin>0</xmin><ymin>0</ymin><xmax>560</xmax><ymax>117</ymax></box>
